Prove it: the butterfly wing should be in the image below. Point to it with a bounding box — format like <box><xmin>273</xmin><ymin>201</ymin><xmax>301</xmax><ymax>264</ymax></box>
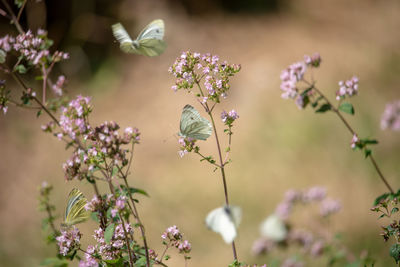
<box><xmin>179</xmin><ymin>105</ymin><xmax>212</xmax><ymax>141</ymax></box>
<box><xmin>112</xmin><ymin>23</ymin><xmax>139</xmax><ymax>54</ymax></box>
<box><xmin>64</xmin><ymin>188</ymin><xmax>90</xmax><ymax>227</ymax></box>
<box><xmin>136</xmin><ymin>38</ymin><xmax>167</xmax><ymax>57</ymax></box>
<box><xmin>205</xmin><ymin>206</ymin><xmax>240</xmax><ymax>243</ymax></box>
<box><xmin>137</xmin><ymin>19</ymin><xmax>165</xmax><ymax>41</ymax></box>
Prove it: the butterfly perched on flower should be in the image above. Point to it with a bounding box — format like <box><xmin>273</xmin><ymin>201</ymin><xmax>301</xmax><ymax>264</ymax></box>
<box><xmin>61</xmin><ymin>188</ymin><xmax>90</xmax><ymax>228</ymax></box>
<box><xmin>111</xmin><ymin>19</ymin><xmax>166</xmax><ymax>57</ymax></box>
<box><xmin>179</xmin><ymin>105</ymin><xmax>212</xmax><ymax>141</ymax></box>
<box><xmin>205</xmin><ymin>205</ymin><xmax>242</xmax><ymax>243</ymax></box>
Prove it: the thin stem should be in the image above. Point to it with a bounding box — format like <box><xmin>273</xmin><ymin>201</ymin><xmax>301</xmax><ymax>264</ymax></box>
<box><xmin>118</xmin><ymin>142</ymin><xmax>151</xmax><ymax>267</ymax></box>
<box><xmin>194</xmin><ymin>79</ymin><xmax>238</xmax><ymax>261</ymax></box>
<box><xmin>303</xmin><ymin>80</ymin><xmax>394</xmax><ymax>194</ymax></box>
<box><xmin>42</xmin><ymin>64</ymin><xmax>47</xmax><ymax>103</ymax></box>
<box><xmin>45</xmin><ymin>202</ymin><xmax>58</xmax><ymax>236</ymax></box>
<box><xmin>159</xmin><ymin>242</ymin><xmax>170</xmax><ymax>263</ymax></box>
<box><xmin>16</xmin><ymin>0</ymin><xmax>26</xmax><ymax>23</ymax></box>
<box><xmin>194</xmin><ymin>150</ymin><xmax>221</xmax><ymax>168</ymax></box>
<box><xmin>1</xmin><ymin>0</ymin><xmax>24</xmax><ymax>34</ymax></box>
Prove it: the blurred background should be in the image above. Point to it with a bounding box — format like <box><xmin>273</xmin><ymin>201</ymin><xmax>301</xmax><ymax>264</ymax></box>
<box><xmin>0</xmin><ymin>0</ymin><xmax>399</xmax><ymax>266</ymax></box>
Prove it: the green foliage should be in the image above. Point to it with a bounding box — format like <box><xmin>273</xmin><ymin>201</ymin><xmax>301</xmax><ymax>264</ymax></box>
<box><xmin>315</xmin><ymin>103</ymin><xmax>331</xmax><ymax>113</ymax></box>
<box><xmin>14</xmin><ymin>64</ymin><xmax>27</xmax><ymax>74</ymax></box>
<box><xmin>390</xmin><ymin>244</ymin><xmax>400</xmax><ymax>263</ymax></box>
<box><xmin>14</xmin><ymin>0</ymin><xmax>25</xmax><ymax>8</ymax></box>
<box><xmin>338</xmin><ymin>102</ymin><xmax>355</xmax><ymax>115</ymax></box>
<box><xmin>373</xmin><ymin>189</ymin><xmax>400</xmax><ymax>206</ymax></box>
<box><xmin>104</xmin><ymin>258</ymin><xmax>125</xmax><ymax>267</ymax></box>
<box><xmin>104</xmin><ymin>223</ymin><xmax>116</xmax><ymax>243</ymax></box>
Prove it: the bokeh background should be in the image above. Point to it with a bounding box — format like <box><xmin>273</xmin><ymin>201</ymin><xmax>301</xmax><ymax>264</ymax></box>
<box><xmin>0</xmin><ymin>0</ymin><xmax>400</xmax><ymax>266</ymax></box>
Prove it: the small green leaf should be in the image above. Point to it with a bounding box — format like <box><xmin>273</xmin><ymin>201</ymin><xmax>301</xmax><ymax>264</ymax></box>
<box><xmin>338</xmin><ymin>102</ymin><xmax>355</xmax><ymax>115</ymax></box>
<box><xmin>111</xmin><ymin>166</ymin><xmax>118</xmax><ymax>177</ymax></box>
<box><xmin>390</xmin><ymin>244</ymin><xmax>400</xmax><ymax>263</ymax></box>
<box><xmin>104</xmin><ymin>223</ymin><xmax>115</xmax><ymax>244</ymax></box>
<box><xmin>134</xmin><ymin>257</ymin><xmax>148</xmax><ymax>267</ymax></box>
<box><xmin>128</xmin><ymin>187</ymin><xmax>149</xmax><ymax>197</ymax></box>
<box><xmin>364</xmin><ymin>149</ymin><xmax>372</xmax><ymax>158</ymax></box>
<box><xmin>37</xmin><ymin>109</ymin><xmax>43</xmax><ymax>117</ymax></box>
<box><xmin>374</xmin><ymin>193</ymin><xmax>390</xmax><ymax>206</ymax></box>
<box><xmin>14</xmin><ymin>0</ymin><xmax>25</xmax><ymax>8</ymax></box>
<box><xmin>315</xmin><ymin>103</ymin><xmax>331</xmax><ymax>113</ymax></box>
<box><xmin>361</xmin><ymin>138</ymin><xmax>378</xmax><ymax>145</ymax></box>
<box><xmin>90</xmin><ymin>211</ymin><xmax>99</xmax><ymax>223</ymax></box>
<box><xmin>0</xmin><ymin>49</ymin><xmax>6</xmax><ymax>63</ymax></box>
<box><xmin>15</xmin><ymin>64</ymin><xmax>27</xmax><ymax>74</ymax></box>
<box><xmin>391</xmin><ymin>207</ymin><xmax>399</xmax><ymax>214</ymax></box>
<box><xmin>104</xmin><ymin>258</ymin><xmax>124</xmax><ymax>267</ymax></box>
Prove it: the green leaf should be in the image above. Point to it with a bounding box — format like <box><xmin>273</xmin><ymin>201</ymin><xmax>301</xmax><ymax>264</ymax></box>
<box><xmin>90</xmin><ymin>211</ymin><xmax>99</xmax><ymax>223</ymax></box>
<box><xmin>392</xmin><ymin>207</ymin><xmax>399</xmax><ymax>214</ymax></box>
<box><xmin>390</xmin><ymin>244</ymin><xmax>400</xmax><ymax>263</ymax></box>
<box><xmin>338</xmin><ymin>102</ymin><xmax>355</xmax><ymax>115</ymax></box>
<box><xmin>0</xmin><ymin>49</ymin><xmax>6</xmax><ymax>63</ymax></box>
<box><xmin>361</xmin><ymin>138</ymin><xmax>378</xmax><ymax>145</ymax></box>
<box><xmin>374</xmin><ymin>193</ymin><xmax>390</xmax><ymax>206</ymax></box>
<box><xmin>15</xmin><ymin>64</ymin><xmax>27</xmax><ymax>74</ymax></box>
<box><xmin>134</xmin><ymin>257</ymin><xmax>148</xmax><ymax>267</ymax></box>
<box><xmin>40</xmin><ymin>258</ymin><xmax>69</xmax><ymax>267</ymax></box>
<box><xmin>364</xmin><ymin>149</ymin><xmax>372</xmax><ymax>158</ymax></box>
<box><xmin>128</xmin><ymin>187</ymin><xmax>149</xmax><ymax>197</ymax></box>
<box><xmin>111</xmin><ymin>166</ymin><xmax>118</xmax><ymax>177</ymax></box>
<box><xmin>315</xmin><ymin>103</ymin><xmax>331</xmax><ymax>113</ymax></box>
<box><xmin>14</xmin><ymin>0</ymin><xmax>25</xmax><ymax>8</ymax></box>
<box><xmin>37</xmin><ymin>109</ymin><xmax>43</xmax><ymax>117</ymax></box>
<box><xmin>104</xmin><ymin>258</ymin><xmax>124</xmax><ymax>267</ymax></box>
<box><xmin>104</xmin><ymin>223</ymin><xmax>115</xmax><ymax>244</ymax></box>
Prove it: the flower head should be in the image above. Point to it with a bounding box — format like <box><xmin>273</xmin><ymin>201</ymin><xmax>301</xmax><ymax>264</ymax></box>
<box><xmin>381</xmin><ymin>100</ymin><xmax>400</xmax><ymax>131</ymax></box>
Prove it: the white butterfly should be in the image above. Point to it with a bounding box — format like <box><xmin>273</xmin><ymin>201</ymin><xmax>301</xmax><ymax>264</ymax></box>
<box><xmin>205</xmin><ymin>205</ymin><xmax>242</xmax><ymax>243</ymax></box>
<box><xmin>179</xmin><ymin>105</ymin><xmax>212</xmax><ymax>141</ymax></box>
<box><xmin>111</xmin><ymin>19</ymin><xmax>166</xmax><ymax>57</ymax></box>
<box><xmin>260</xmin><ymin>214</ymin><xmax>288</xmax><ymax>242</ymax></box>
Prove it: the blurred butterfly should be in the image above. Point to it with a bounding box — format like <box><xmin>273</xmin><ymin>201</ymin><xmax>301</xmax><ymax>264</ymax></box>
<box><xmin>61</xmin><ymin>188</ymin><xmax>90</xmax><ymax>228</ymax></box>
<box><xmin>111</xmin><ymin>19</ymin><xmax>166</xmax><ymax>57</ymax></box>
<box><xmin>205</xmin><ymin>205</ymin><xmax>242</xmax><ymax>243</ymax></box>
<box><xmin>179</xmin><ymin>105</ymin><xmax>212</xmax><ymax>141</ymax></box>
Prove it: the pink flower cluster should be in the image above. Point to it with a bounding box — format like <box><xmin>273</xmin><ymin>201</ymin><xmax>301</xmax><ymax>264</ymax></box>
<box><xmin>336</xmin><ymin>76</ymin><xmax>359</xmax><ymax>100</ymax></box>
<box><xmin>52</xmin><ymin>75</ymin><xmax>66</xmax><ymax>96</ymax></box>
<box><xmin>221</xmin><ymin>109</ymin><xmax>239</xmax><ymax>125</ymax></box>
<box><xmin>91</xmin><ymin>223</ymin><xmax>133</xmax><ymax>260</ymax></box>
<box><xmin>161</xmin><ymin>225</ymin><xmax>192</xmax><ymax>255</ymax></box>
<box><xmin>178</xmin><ymin>137</ymin><xmax>196</xmax><ymax>158</ymax></box>
<box><xmin>56</xmin><ymin>227</ymin><xmax>81</xmax><ymax>256</ymax></box>
<box><xmin>56</xmin><ymin>97</ymin><xmax>140</xmax><ymax>180</ymax></box>
<box><xmin>275</xmin><ymin>186</ymin><xmax>340</xmax><ymax>220</ymax></box>
<box><xmin>280</xmin><ymin>53</ymin><xmax>320</xmax><ymax>102</ymax></box>
<box><xmin>0</xmin><ymin>29</ymin><xmax>68</xmax><ymax>67</ymax></box>
<box><xmin>381</xmin><ymin>100</ymin><xmax>400</xmax><ymax>131</ymax></box>
<box><xmin>169</xmin><ymin>51</ymin><xmax>240</xmax><ymax>103</ymax></box>
<box><xmin>58</xmin><ymin>95</ymin><xmax>92</xmax><ymax>140</ymax></box>
<box><xmin>79</xmin><ymin>245</ymin><xmax>98</xmax><ymax>267</ymax></box>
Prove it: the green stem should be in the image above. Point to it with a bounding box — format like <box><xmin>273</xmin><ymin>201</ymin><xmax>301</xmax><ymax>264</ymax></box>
<box><xmin>304</xmin><ymin>80</ymin><xmax>394</xmax><ymax>194</ymax></box>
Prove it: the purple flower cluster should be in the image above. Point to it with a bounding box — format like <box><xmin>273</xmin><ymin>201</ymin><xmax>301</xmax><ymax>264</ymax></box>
<box><xmin>178</xmin><ymin>137</ymin><xmax>196</xmax><ymax>158</ymax></box>
<box><xmin>381</xmin><ymin>100</ymin><xmax>400</xmax><ymax>131</ymax></box>
<box><xmin>0</xmin><ymin>29</ymin><xmax>68</xmax><ymax>67</ymax></box>
<box><xmin>58</xmin><ymin>95</ymin><xmax>92</xmax><ymax>140</ymax></box>
<box><xmin>58</xmin><ymin>101</ymin><xmax>140</xmax><ymax>180</ymax></box>
<box><xmin>275</xmin><ymin>186</ymin><xmax>335</xmax><ymax>220</ymax></box>
<box><xmin>336</xmin><ymin>76</ymin><xmax>359</xmax><ymax>100</ymax></box>
<box><xmin>351</xmin><ymin>134</ymin><xmax>359</xmax><ymax>149</ymax></box>
<box><xmin>281</xmin><ymin>258</ymin><xmax>304</xmax><ymax>267</ymax></box>
<box><xmin>221</xmin><ymin>109</ymin><xmax>239</xmax><ymax>125</ymax></box>
<box><xmin>91</xmin><ymin>223</ymin><xmax>133</xmax><ymax>260</ymax></box>
<box><xmin>169</xmin><ymin>51</ymin><xmax>240</xmax><ymax>103</ymax></box>
<box><xmin>52</xmin><ymin>75</ymin><xmax>66</xmax><ymax>96</ymax></box>
<box><xmin>161</xmin><ymin>225</ymin><xmax>192</xmax><ymax>255</ymax></box>
<box><xmin>79</xmin><ymin>245</ymin><xmax>98</xmax><ymax>267</ymax></box>
<box><xmin>56</xmin><ymin>227</ymin><xmax>82</xmax><ymax>256</ymax></box>
<box><xmin>280</xmin><ymin>53</ymin><xmax>320</xmax><ymax>104</ymax></box>
<box><xmin>253</xmin><ymin>186</ymin><xmax>341</xmax><ymax>263</ymax></box>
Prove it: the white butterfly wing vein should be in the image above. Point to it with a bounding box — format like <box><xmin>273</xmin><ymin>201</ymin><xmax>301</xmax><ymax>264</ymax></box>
<box><xmin>137</xmin><ymin>19</ymin><xmax>165</xmax><ymax>40</ymax></box>
<box><xmin>180</xmin><ymin>105</ymin><xmax>212</xmax><ymax>140</ymax></box>
<box><xmin>112</xmin><ymin>23</ymin><xmax>133</xmax><ymax>45</ymax></box>
<box><xmin>65</xmin><ymin>189</ymin><xmax>83</xmax><ymax>219</ymax></box>
<box><xmin>205</xmin><ymin>207</ymin><xmax>240</xmax><ymax>243</ymax></box>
